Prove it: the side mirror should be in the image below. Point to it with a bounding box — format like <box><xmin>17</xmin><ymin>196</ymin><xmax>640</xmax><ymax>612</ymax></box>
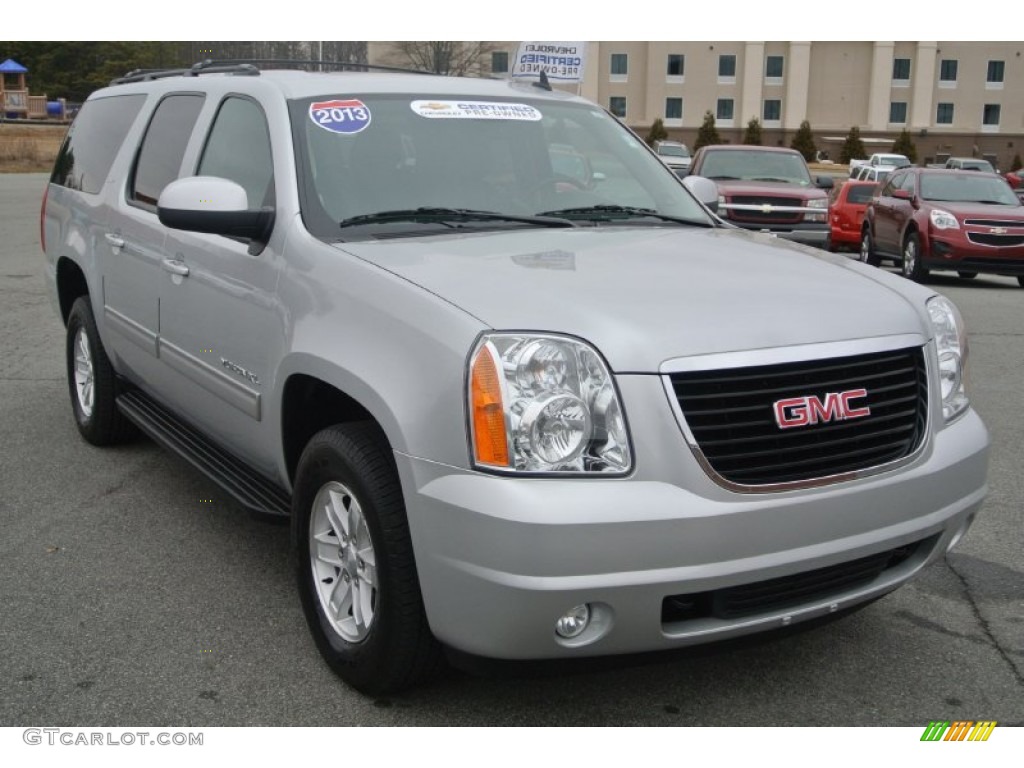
<box><xmin>815</xmin><ymin>175</ymin><xmax>835</xmax><ymax>189</ymax></box>
<box><xmin>158</xmin><ymin>176</ymin><xmax>274</xmax><ymax>243</ymax></box>
<box><xmin>682</xmin><ymin>175</ymin><xmax>719</xmax><ymax>213</ymax></box>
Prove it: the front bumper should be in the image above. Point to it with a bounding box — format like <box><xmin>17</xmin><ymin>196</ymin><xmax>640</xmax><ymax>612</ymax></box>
<box><xmin>928</xmin><ymin>233</ymin><xmax>1024</xmax><ymax>275</ymax></box>
<box><xmin>396</xmin><ymin>376</ymin><xmax>989</xmax><ymax>660</ymax></box>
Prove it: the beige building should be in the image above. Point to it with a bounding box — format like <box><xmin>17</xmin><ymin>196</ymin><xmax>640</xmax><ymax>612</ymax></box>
<box><xmin>370</xmin><ymin>41</ymin><xmax>1024</xmax><ymax>169</ymax></box>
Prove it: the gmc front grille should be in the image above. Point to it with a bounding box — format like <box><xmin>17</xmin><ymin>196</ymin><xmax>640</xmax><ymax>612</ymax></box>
<box><xmin>670</xmin><ymin>347</ymin><xmax>928</xmax><ymax>486</ymax></box>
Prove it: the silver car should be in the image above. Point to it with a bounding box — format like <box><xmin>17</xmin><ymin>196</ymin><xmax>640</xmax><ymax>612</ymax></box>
<box><xmin>42</xmin><ymin>63</ymin><xmax>989</xmax><ymax>695</ymax></box>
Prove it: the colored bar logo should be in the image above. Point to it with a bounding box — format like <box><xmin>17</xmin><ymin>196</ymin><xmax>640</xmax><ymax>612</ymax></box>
<box><xmin>920</xmin><ymin>720</ymin><xmax>997</xmax><ymax>741</ymax></box>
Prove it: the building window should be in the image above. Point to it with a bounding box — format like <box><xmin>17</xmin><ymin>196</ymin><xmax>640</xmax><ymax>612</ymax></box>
<box><xmin>491</xmin><ymin>51</ymin><xmax>508</xmax><ymax>74</ymax></box>
<box><xmin>665</xmin><ymin>97</ymin><xmax>682</xmax><ymax>120</ymax></box>
<box><xmin>765</xmin><ymin>55</ymin><xmax>784</xmax><ymax>80</ymax></box>
<box><xmin>982</xmin><ymin>103</ymin><xmax>1001</xmax><ymax>127</ymax></box>
<box><xmin>610</xmin><ymin>53</ymin><xmax>628</xmax><ymax>76</ymax></box>
<box><xmin>936</xmin><ymin>102</ymin><xmax>954</xmax><ymax>125</ymax></box>
<box><xmin>718</xmin><ymin>54</ymin><xmax>736</xmax><ymax>80</ymax></box>
<box><xmin>892</xmin><ymin>58</ymin><xmax>911</xmax><ymax>83</ymax></box>
<box><xmin>763</xmin><ymin>99</ymin><xmax>781</xmax><ymax>122</ymax></box>
<box><xmin>609</xmin><ymin>96</ymin><xmax>627</xmax><ymax>118</ymax></box>
<box><xmin>939</xmin><ymin>59</ymin><xmax>958</xmax><ymax>85</ymax></box>
<box><xmin>889</xmin><ymin>102</ymin><xmax>908</xmax><ymax>124</ymax></box>
<box><xmin>716</xmin><ymin>98</ymin><xmax>734</xmax><ymax>121</ymax></box>
<box><xmin>667</xmin><ymin>54</ymin><xmax>684</xmax><ymax>77</ymax></box>
<box><xmin>987</xmin><ymin>60</ymin><xmax>1004</xmax><ymax>89</ymax></box>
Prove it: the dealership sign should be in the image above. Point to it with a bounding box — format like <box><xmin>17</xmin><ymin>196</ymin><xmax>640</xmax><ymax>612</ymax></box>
<box><xmin>511</xmin><ymin>41</ymin><xmax>587</xmax><ymax>83</ymax></box>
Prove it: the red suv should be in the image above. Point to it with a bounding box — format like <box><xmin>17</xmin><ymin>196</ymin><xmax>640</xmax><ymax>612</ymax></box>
<box><xmin>828</xmin><ymin>180</ymin><xmax>877</xmax><ymax>251</ymax></box>
<box><xmin>860</xmin><ymin>168</ymin><xmax>1024</xmax><ymax>287</ymax></box>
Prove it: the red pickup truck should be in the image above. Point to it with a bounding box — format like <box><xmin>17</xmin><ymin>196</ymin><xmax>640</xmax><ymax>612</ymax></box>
<box><xmin>687</xmin><ymin>145</ymin><xmax>834</xmax><ymax>249</ymax></box>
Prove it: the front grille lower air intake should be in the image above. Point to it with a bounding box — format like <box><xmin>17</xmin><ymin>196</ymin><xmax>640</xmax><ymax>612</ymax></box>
<box><xmin>670</xmin><ymin>347</ymin><xmax>928</xmax><ymax>486</ymax></box>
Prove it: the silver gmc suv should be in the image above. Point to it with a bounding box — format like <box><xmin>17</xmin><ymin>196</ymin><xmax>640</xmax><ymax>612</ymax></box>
<box><xmin>41</xmin><ymin>61</ymin><xmax>990</xmax><ymax>695</ymax></box>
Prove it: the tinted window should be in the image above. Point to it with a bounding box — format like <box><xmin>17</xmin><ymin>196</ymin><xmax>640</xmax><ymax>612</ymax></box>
<box><xmin>50</xmin><ymin>94</ymin><xmax>145</xmax><ymax>193</ymax></box>
<box><xmin>881</xmin><ymin>173</ymin><xmax>904</xmax><ymax>196</ymax></box>
<box><xmin>847</xmin><ymin>185</ymin><xmax>875</xmax><ymax>204</ymax></box>
<box><xmin>765</xmin><ymin>55</ymin><xmax>784</xmax><ymax>78</ymax></box>
<box><xmin>892</xmin><ymin>58</ymin><xmax>911</xmax><ymax>80</ymax></box>
<box><xmin>197</xmin><ymin>97</ymin><xmax>274</xmax><ymax>208</ymax></box>
<box><xmin>131</xmin><ymin>94</ymin><xmax>205</xmax><ymax>206</ymax></box>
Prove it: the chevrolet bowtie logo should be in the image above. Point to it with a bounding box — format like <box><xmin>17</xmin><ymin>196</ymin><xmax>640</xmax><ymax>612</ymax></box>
<box><xmin>761</xmin><ymin>204</ymin><xmax>774</xmax><ymax>213</ymax></box>
<box><xmin>989</xmin><ymin>227</ymin><xmax>1007</xmax><ymax>234</ymax></box>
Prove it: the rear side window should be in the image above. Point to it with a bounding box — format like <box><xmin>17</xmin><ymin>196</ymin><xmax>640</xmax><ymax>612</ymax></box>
<box><xmin>846</xmin><ymin>185</ymin><xmax>875</xmax><ymax>204</ymax></box>
<box><xmin>50</xmin><ymin>94</ymin><xmax>145</xmax><ymax>193</ymax></box>
<box><xmin>197</xmin><ymin>97</ymin><xmax>275</xmax><ymax>207</ymax></box>
<box><xmin>131</xmin><ymin>93</ymin><xmax>205</xmax><ymax>206</ymax></box>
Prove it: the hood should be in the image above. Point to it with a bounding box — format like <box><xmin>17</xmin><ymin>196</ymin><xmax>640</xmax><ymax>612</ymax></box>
<box><xmin>928</xmin><ymin>201</ymin><xmax>1024</xmax><ymax>220</ymax></box>
<box><xmin>335</xmin><ymin>226</ymin><xmax>933</xmax><ymax>372</ymax></box>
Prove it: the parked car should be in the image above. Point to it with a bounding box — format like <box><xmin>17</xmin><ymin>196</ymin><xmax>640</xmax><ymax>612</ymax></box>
<box><xmin>688</xmin><ymin>144</ymin><xmax>833</xmax><ymax>248</ymax></box>
<box><xmin>829</xmin><ymin>180</ymin><xmax>878</xmax><ymax>251</ymax></box>
<box><xmin>945</xmin><ymin>157</ymin><xmax>996</xmax><ymax>173</ymax></box>
<box><xmin>652</xmin><ymin>140</ymin><xmax>691</xmax><ymax>174</ymax></box>
<box><xmin>849</xmin><ymin>153</ymin><xmax>911</xmax><ymax>177</ymax></box>
<box><xmin>1004</xmin><ymin>167</ymin><xmax>1023</xmax><ymax>189</ymax></box>
<box><xmin>853</xmin><ymin>166</ymin><xmax>892</xmax><ymax>184</ymax></box>
<box><xmin>860</xmin><ymin>168</ymin><xmax>1024</xmax><ymax>286</ymax></box>
<box><xmin>42</xmin><ymin>62</ymin><xmax>989</xmax><ymax>694</ymax></box>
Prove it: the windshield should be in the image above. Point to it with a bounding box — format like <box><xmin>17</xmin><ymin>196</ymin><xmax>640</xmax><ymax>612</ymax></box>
<box><xmin>658</xmin><ymin>144</ymin><xmax>689</xmax><ymax>158</ymax></box>
<box><xmin>962</xmin><ymin>160</ymin><xmax>995</xmax><ymax>172</ymax></box>
<box><xmin>698</xmin><ymin>149</ymin><xmax>812</xmax><ymax>185</ymax></box>
<box><xmin>879</xmin><ymin>155</ymin><xmax>910</xmax><ymax>167</ymax></box>
<box><xmin>291</xmin><ymin>94</ymin><xmax>711</xmax><ymax>239</ymax></box>
<box><xmin>920</xmin><ymin>173</ymin><xmax>1020</xmax><ymax>205</ymax></box>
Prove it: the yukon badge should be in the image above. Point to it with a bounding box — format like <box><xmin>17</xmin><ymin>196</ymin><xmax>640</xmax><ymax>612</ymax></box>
<box><xmin>773</xmin><ymin>389</ymin><xmax>871</xmax><ymax>430</ymax></box>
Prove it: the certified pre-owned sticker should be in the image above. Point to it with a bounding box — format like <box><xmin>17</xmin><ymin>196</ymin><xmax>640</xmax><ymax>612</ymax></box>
<box><xmin>410</xmin><ymin>100</ymin><xmax>542</xmax><ymax>121</ymax></box>
<box><xmin>309</xmin><ymin>99</ymin><xmax>372</xmax><ymax>134</ymax></box>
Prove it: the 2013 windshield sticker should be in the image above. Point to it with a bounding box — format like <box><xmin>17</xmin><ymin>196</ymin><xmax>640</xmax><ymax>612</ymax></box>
<box><xmin>310</xmin><ymin>99</ymin><xmax>371</xmax><ymax>134</ymax></box>
<box><xmin>410</xmin><ymin>101</ymin><xmax>542</xmax><ymax>121</ymax></box>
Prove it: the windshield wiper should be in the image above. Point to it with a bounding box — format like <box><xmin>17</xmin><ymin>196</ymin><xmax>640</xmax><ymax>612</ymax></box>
<box><xmin>751</xmin><ymin>177</ymin><xmax>798</xmax><ymax>184</ymax></box>
<box><xmin>536</xmin><ymin>204</ymin><xmax>707</xmax><ymax>226</ymax></box>
<box><xmin>339</xmin><ymin>207</ymin><xmax>576</xmax><ymax>229</ymax></box>
<box><xmin>707</xmin><ymin>175</ymin><xmax>740</xmax><ymax>180</ymax></box>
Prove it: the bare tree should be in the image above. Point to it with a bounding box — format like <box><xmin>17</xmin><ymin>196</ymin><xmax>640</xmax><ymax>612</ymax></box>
<box><xmin>387</xmin><ymin>41</ymin><xmax>495</xmax><ymax>75</ymax></box>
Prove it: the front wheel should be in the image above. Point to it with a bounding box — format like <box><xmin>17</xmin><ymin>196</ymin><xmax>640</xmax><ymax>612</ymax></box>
<box><xmin>859</xmin><ymin>228</ymin><xmax>881</xmax><ymax>267</ymax></box>
<box><xmin>293</xmin><ymin>423</ymin><xmax>442</xmax><ymax>695</ymax></box>
<box><xmin>900</xmin><ymin>232</ymin><xmax>928</xmax><ymax>282</ymax></box>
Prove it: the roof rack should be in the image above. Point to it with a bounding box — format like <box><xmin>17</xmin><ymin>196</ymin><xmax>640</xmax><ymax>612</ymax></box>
<box><xmin>205</xmin><ymin>58</ymin><xmax>436</xmax><ymax>76</ymax></box>
<box><xmin>111</xmin><ymin>60</ymin><xmax>259</xmax><ymax>85</ymax></box>
<box><xmin>112</xmin><ymin>58</ymin><xmax>438</xmax><ymax>85</ymax></box>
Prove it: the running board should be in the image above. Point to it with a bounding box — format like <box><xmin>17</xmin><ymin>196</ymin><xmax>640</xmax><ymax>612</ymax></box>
<box><xmin>117</xmin><ymin>389</ymin><xmax>291</xmax><ymax>518</ymax></box>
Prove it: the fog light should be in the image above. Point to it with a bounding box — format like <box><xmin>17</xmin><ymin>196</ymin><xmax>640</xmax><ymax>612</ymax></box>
<box><xmin>555</xmin><ymin>604</ymin><xmax>591</xmax><ymax>639</ymax></box>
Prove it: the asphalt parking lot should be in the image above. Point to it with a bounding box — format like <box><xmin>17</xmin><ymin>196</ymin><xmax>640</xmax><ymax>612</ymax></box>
<box><xmin>1</xmin><ymin>173</ymin><xmax>1021</xmax><ymax>726</ymax></box>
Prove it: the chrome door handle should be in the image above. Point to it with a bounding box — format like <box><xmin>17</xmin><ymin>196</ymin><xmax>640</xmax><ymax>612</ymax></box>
<box><xmin>161</xmin><ymin>259</ymin><xmax>190</xmax><ymax>277</ymax></box>
<box><xmin>105</xmin><ymin>233</ymin><xmax>125</xmax><ymax>249</ymax></box>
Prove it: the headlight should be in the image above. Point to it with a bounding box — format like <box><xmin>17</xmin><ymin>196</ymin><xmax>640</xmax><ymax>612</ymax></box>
<box><xmin>717</xmin><ymin>194</ymin><xmax>727</xmax><ymax>216</ymax></box>
<box><xmin>929</xmin><ymin>209</ymin><xmax>960</xmax><ymax>230</ymax></box>
<box><xmin>468</xmin><ymin>333</ymin><xmax>632</xmax><ymax>474</ymax></box>
<box><xmin>806</xmin><ymin>197</ymin><xmax>827</xmax><ymax>222</ymax></box>
<box><xmin>927</xmin><ymin>296</ymin><xmax>969</xmax><ymax>422</ymax></box>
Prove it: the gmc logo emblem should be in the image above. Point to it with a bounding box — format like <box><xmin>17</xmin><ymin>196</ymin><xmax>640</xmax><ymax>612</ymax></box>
<box><xmin>773</xmin><ymin>389</ymin><xmax>872</xmax><ymax>429</ymax></box>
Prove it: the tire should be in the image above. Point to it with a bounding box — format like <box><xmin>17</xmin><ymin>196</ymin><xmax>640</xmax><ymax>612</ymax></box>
<box><xmin>859</xmin><ymin>228</ymin><xmax>881</xmax><ymax>267</ymax></box>
<box><xmin>957</xmin><ymin>271</ymin><xmax>978</xmax><ymax>279</ymax></box>
<box><xmin>900</xmin><ymin>231</ymin><xmax>928</xmax><ymax>282</ymax></box>
<box><xmin>293</xmin><ymin>422</ymin><xmax>443</xmax><ymax>695</ymax></box>
<box><xmin>65</xmin><ymin>296</ymin><xmax>137</xmax><ymax>445</ymax></box>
